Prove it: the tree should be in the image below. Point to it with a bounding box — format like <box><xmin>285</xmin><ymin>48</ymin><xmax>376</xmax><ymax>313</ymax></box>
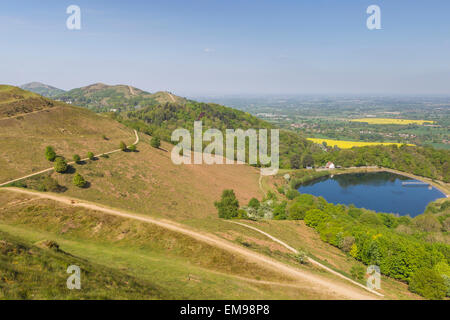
<box><xmin>151</xmin><ymin>136</ymin><xmax>161</xmax><ymax>149</ymax></box>
<box><xmin>120</xmin><ymin>141</ymin><xmax>127</xmax><ymax>151</ymax></box>
<box><xmin>72</xmin><ymin>173</ymin><xmax>87</xmax><ymax>188</ymax></box>
<box><xmin>248</xmin><ymin>197</ymin><xmax>260</xmax><ymax>209</ymax></box>
<box><xmin>73</xmin><ymin>154</ymin><xmax>81</xmax><ymax>163</ymax></box>
<box><xmin>54</xmin><ymin>157</ymin><xmax>68</xmax><ymax>173</ymax></box>
<box><xmin>409</xmin><ymin>268</ymin><xmax>447</xmax><ymax>300</ymax></box>
<box><xmin>128</xmin><ymin>144</ymin><xmax>137</xmax><ymax>152</ymax></box>
<box><xmin>288</xmin><ymin>202</ymin><xmax>310</xmax><ymax>220</ymax></box>
<box><xmin>214</xmin><ymin>189</ymin><xmax>240</xmax><ymax>219</ymax></box>
<box><xmin>87</xmin><ymin>152</ymin><xmax>95</xmax><ymax>160</ymax></box>
<box><xmin>290</xmin><ymin>154</ymin><xmax>301</xmax><ymax>169</ymax></box>
<box><xmin>45</xmin><ymin>146</ymin><xmax>56</xmax><ymax>162</ymax></box>
<box><xmin>302</xmin><ymin>154</ymin><xmax>314</xmax><ymax>168</ymax></box>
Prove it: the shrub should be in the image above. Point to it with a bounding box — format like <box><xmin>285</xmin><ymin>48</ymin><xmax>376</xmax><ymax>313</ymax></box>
<box><xmin>120</xmin><ymin>141</ymin><xmax>127</xmax><ymax>151</ymax></box>
<box><xmin>128</xmin><ymin>144</ymin><xmax>137</xmax><ymax>152</ymax></box>
<box><xmin>350</xmin><ymin>265</ymin><xmax>366</xmax><ymax>281</ymax></box>
<box><xmin>45</xmin><ymin>146</ymin><xmax>56</xmax><ymax>162</ymax></box>
<box><xmin>287</xmin><ymin>202</ymin><xmax>309</xmax><ymax>220</ymax></box>
<box><xmin>413</xmin><ymin>214</ymin><xmax>442</xmax><ymax>232</ymax></box>
<box><xmin>273</xmin><ymin>201</ymin><xmax>288</xmax><ymax>220</ymax></box>
<box><xmin>54</xmin><ymin>157</ymin><xmax>68</xmax><ymax>173</ymax></box>
<box><xmin>214</xmin><ymin>189</ymin><xmax>239</xmax><ymax>219</ymax></box>
<box><xmin>340</xmin><ymin>236</ymin><xmax>355</xmax><ymax>252</ymax></box>
<box><xmin>42</xmin><ymin>176</ymin><xmax>63</xmax><ymax>192</ymax></box>
<box><xmin>277</xmin><ymin>186</ymin><xmax>285</xmax><ymax>194</ymax></box>
<box><xmin>248</xmin><ymin>198</ymin><xmax>260</xmax><ymax>209</ymax></box>
<box><xmin>409</xmin><ymin>268</ymin><xmax>447</xmax><ymax>300</ymax></box>
<box><xmin>359</xmin><ymin>212</ymin><xmax>383</xmax><ymax>225</ymax></box>
<box><xmin>304</xmin><ymin>209</ymin><xmax>329</xmax><ymax>227</ymax></box>
<box><xmin>73</xmin><ymin>154</ymin><xmax>81</xmax><ymax>163</ymax></box>
<box><xmin>286</xmin><ymin>189</ymin><xmax>300</xmax><ymax>200</ymax></box>
<box><xmin>237</xmin><ymin>209</ymin><xmax>248</xmax><ymax>219</ymax></box>
<box><xmin>72</xmin><ymin>173</ymin><xmax>87</xmax><ymax>188</ymax></box>
<box><xmin>294</xmin><ymin>250</ymin><xmax>309</xmax><ymax>264</ymax></box>
<box><xmin>87</xmin><ymin>152</ymin><xmax>95</xmax><ymax>160</ymax></box>
<box><xmin>151</xmin><ymin>136</ymin><xmax>161</xmax><ymax>148</ymax></box>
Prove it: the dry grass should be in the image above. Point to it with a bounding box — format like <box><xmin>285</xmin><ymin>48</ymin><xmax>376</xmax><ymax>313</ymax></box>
<box><xmin>0</xmin><ymin>105</ymin><xmax>134</xmax><ymax>182</ymax></box>
<box><xmin>48</xmin><ymin>135</ymin><xmax>262</xmax><ymax>221</ymax></box>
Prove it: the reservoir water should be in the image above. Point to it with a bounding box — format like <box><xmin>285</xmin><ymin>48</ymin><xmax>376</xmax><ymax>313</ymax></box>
<box><xmin>297</xmin><ymin>171</ymin><xmax>445</xmax><ymax>217</ymax></box>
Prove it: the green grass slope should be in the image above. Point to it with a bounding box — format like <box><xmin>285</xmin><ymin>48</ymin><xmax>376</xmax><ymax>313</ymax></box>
<box><xmin>0</xmin><ymin>190</ymin><xmax>335</xmax><ymax>300</ymax></box>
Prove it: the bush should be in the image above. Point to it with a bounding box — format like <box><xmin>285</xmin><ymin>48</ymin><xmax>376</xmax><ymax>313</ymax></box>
<box><xmin>87</xmin><ymin>152</ymin><xmax>95</xmax><ymax>160</ymax></box>
<box><xmin>73</xmin><ymin>154</ymin><xmax>81</xmax><ymax>163</ymax></box>
<box><xmin>273</xmin><ymin>201</ymin><xmax>288</xmax><ymax>220</ymax></box>
<box><xmin>409</xmin><ymin>268</ymin><xmax>447</xmax><ymax>300</ymax></box>
<box><xmin>294</xmin><ymin>250</ymin><xmax>309</xmax><ymax>264</ymax></box>
<box><xmin>45</xmin><ymin>146</ymin><xmax>56</xmax><ymax>162</ymax></box>
<box><xmin>413</xmin><ymin>214</ymin><xmax>442</xmax><ymax>232</ymax></box>
<box><xmin>359</xmin><ymin>212</ymin><xmax>382</xmax><ymax>225</ymax></box>
<box><xmin>128</xmin><ymin>144</ymin><xmax>137</xmax><ymax>152</ymax></box>
<box><xmin>287</xmin><ymin>202</ymin><xmax>309</xmax><ymax>220</ymax></box>
<box><xmin>120</xmin><ymin>141</ymin><xmax>127</xmax><ymax>151</ymax></box>
<box><xmin>42</xmin><ymin>176</ymin><xmax>64</xmax><ymax>192</ymax></box>
<box><xmin>151</xmin><ymin>136</ymin><xmax>161</xmax><ymax>148</ymax></box>
<box><xmin>304</xmin><ymin>209</ymin><xmax>329</xmax><ymax>227</ymax></box>
<box><xmin>54</xmin><ymin>157</ymin><xmax>68</xmax><ymax>173</ymax></box>
<box><xmin>72</xmin><ymin>173</ymin><xmax>87</xmax><ymax>188</ymax></box>
<box><xmin>286</xmin><ymin>189</ymin><xmax>300</xmax><ymax>200</ymax></box>
<box><xmin>248</xmin><ymin>198</ymin><xmax>260</xmax><ymax>209</ymax></box>
<box><xmin>214</xmin><ymin>190</ymin><xmax>240</xmax><ymax>219</ymax></box>
<box><xmin>350</xmin><ymin>265</ymin><xmax>366</xmax><ymax>281</ymax></box>
<box><xmin>340</xmin><ymin>236</ymin><xmax>355</xmax><ymax>252</ymax></box>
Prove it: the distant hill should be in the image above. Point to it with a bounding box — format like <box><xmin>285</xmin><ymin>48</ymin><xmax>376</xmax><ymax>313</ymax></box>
<box><xmin>53</xmin><ymin>83</ymin><xmax>313</xmax><ymax>167</ymax></box>
<box><xmin>20</xmin><ymin>82</ymin><xmax>65</xmax><ymax>97</ymax></box>
<box><xmin>54</xmin><ymin>83</ymin><xmax>187</xmax><ymax>112</ymax></box>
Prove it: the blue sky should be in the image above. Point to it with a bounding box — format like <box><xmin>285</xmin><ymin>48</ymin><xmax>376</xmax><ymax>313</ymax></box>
<box><xmin>1</xmin><ymin>0</ymin><xmax>450</xmax><ymax>95</ymax></box>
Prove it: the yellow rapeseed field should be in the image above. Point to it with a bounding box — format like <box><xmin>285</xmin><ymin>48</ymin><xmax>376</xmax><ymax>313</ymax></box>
<box><xmin>350</xmin><ymin>118</ymin><xmax>434</xmax><ymax>125</ymax></box>
<box><xmin>307</xmin><ymin>138</ymin><xmax>414</xmax><ymax>149</ymax></box>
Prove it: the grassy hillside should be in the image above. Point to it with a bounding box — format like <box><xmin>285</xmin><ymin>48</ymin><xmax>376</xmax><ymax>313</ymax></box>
<box><xmin>0</xmin><ymin>85</ymin><xmax>135</xmax><ymax>182</ymax></box>
<box><xmin>0</xmin><ymin>85</ymin><xmax>57</xmax><ymax>118</ymax></box>
<box><xmin>0</xmin><ymin>189</ymin><xmax>346</xmax><ymax>300</ymax></box>
<box><xmin>20</xmin><ymin>82</ymin><xmax>65</xmax><ymax>97</ymax></box>
<box><xmin>19</xmin><ymin>135</ymin><xmax>262</xmax><ymax>221</ymax></box>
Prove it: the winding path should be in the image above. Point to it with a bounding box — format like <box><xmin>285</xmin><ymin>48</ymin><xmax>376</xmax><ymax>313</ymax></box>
<box><xmin>1</xmin><ymin>187</ymin><xmax>379</xmax><ymax>300</ymax></box>
<box><xmin>227</xmin><ymin>221</ymin><xmax>384</xmax><ymax>297</ymax></box>
<box><xmin>0</xmin><ymin>130</ymin><xmax>139</xmax><ymax>187</ymax></box>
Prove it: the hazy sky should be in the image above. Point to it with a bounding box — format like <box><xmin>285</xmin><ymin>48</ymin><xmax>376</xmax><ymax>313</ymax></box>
<box><xmin>1</xmin><ymin>0</ymin><xmax>450</xmax><ymax>95</ymax></box>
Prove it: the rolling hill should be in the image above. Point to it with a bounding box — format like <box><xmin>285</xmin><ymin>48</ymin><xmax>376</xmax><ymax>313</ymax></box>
<box><xmin>0</xmin><ymin>85</ymin><xmax>135</xmax><ymax>182</ymax></box>
<box><xmin>54</xmin><ymin>83</ymin><xmax>187</xmax><ymax>112</ymax></box>
<box><xmin>20</xmin><ymin>82</ymin><xmax>65</xmax><ymax>97</ymax></box>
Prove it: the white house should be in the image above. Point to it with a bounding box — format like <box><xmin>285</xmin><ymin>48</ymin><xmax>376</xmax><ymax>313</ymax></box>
<box><xmin>325</xmin><ymin>161</ymin><xmax>335</xmax><ymax>169</ymax></box>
